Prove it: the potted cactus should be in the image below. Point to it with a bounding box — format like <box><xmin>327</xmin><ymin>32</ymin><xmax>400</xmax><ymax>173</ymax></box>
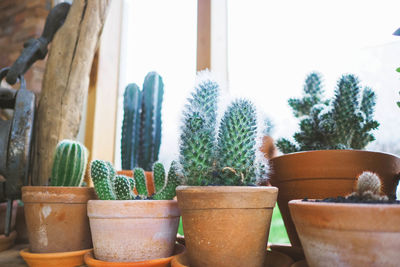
<box><xmin>270</xmin><ymin>72</ymin><xmax>400</xmax><ymax>247</ymax></box>
<box><xmin>289</xmin><ymin>171</ymin><xmax>400</xmax><ymax>267</ymax></box>
<box><xmin>119</xmin><ymin>71</ymin><xmax>164</xmax><ymax>194</ymax></box>
<box><xmin>86</xmin><ymin>159</ymin><xmax>181</xmax><ymax>263</ymax></box>
<box><xmin>175</xmin><ymin>76</ymin><xmax>278</xmax><ymax>267</ymax></box>
<box><xmin>20</xmin><ymin>140</ymin><xmax>95</xmax><ymax>265</ymax></box>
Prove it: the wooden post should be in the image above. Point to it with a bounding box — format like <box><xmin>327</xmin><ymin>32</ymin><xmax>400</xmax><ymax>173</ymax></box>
<box><xmin>197</xmin><ymin>0</ymin><xmax>211</xmax><ymax>71</ymax></box>
<box><xmin>32</xmin><ymin>0</ymin><xmax>111</xmax><ymax>186</ymax></box>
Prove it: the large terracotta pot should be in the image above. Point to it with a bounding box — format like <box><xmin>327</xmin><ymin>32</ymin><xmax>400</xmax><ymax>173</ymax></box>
<box><xmin>87</xmin><ymin>199</ymin><xmax>180</xmax><ymax>262</ymax></box>
<box><xmin>117</xmin><ymin>170</ymin><xmax>155</xmax><ymax>195</ymax></box>
<box><xmin>22</xmin><ymin>186</ymin><xmax>96</xmax><ymax>253</ymax></box>
<box><xmin>289</xmin><ymin>200</ymin><xmax>400</xmax><ymax>267</ymax></box>
<box><xmin>176</xmin><ymin>186</ymin><xmax>278</xmax><ymax>267</ymax></box>
<box><xmin>269</xmin><ymin>150</ymin><xmax>400</xmax><ymax>246</ymax></box>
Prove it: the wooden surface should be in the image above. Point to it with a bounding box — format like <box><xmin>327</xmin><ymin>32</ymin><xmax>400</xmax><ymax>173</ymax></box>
<box><xmin>0</xmin><ymin>244</ymin><xmax>28</xmax><ymax>267</ymax></box>
<box><xmin>197</xmin><ymin>0</ymin><xmax>211</xmax><ymax>71</ymax></box>
<box><xmin>32</xmin><ymin>0</ymin><xmax>111</xmax><ymax>185</ymax></box>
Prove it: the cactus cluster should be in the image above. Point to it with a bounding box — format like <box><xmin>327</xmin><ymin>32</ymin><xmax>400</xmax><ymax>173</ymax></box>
<box><xmin>347</xmin><ymin>171</ymin><xmax>388</xmax><ymax>201</ymax></box>
<box><xmin>121</xmin><ymin>72</ymin><xmax>164</xmax><ymax>171</ymax></box>
<box><xmin>90</xmin><ymin>159</ymin><xmax>180</xmax><ymax>200</ymax></box>
<box><xmin>277</xmin><ymin>72</ymin><xmax>379</xmax><ymax>154</ymax></box>
<box><xmin>50</xmin><ymin>140</ymin><xmax>89</xmax><ymax>186</ymax></box>
<box><xmin>179</xmin><ymin>75</ymin><xmax>266</xmax><ymax>186</ymax></box>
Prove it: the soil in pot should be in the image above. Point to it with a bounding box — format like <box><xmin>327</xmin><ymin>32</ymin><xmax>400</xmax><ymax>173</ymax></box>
<box><xmin>289</xmin><ymin>199</ymin><xmax>400</xmax><ymax>267</ymax></box>
<box><xmin>22</xmin><ymin>186</ymin><xmax>96</xmax><ymax>253</ymax></box>
<box><xmin>269</xmin><ymin>150</ymin><xmax>400</xmax><ymax>247</ymax></box>
<box><xmin>87</xmin><ymin>199</ymin><xmax>180</xmax><ymax>262</ymax></box>
<box><xmin>176</xmin><ymin>186</ymin><xmax>278</xmax><ymax>267</ymax></box>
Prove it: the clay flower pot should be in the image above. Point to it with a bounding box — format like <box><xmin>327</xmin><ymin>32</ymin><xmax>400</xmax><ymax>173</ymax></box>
<box><xmin>289</xmin><ymin>200</ymin><xmax>400</xmax><ymax>267</ymax></box>
<box><xmin>87</xmin><ymin>199</ymin><xmax>180</xmax><ymax>262</ymax></box>
<box><xmin>269</xmin><ymin>150</ymin><xmax>400</xmax><ymax>246</ymax></box>
<box><xmin>22</xmin><ymin>186</ymin><xmax>96</xmax><ymax>253</ymax></box>
<box><xmin>176</xmin><ymin>186</ymin><xmax>278</xmax><ymax>267</ymax></box>
<box><xmin>117</xmin><ymin>170</ymin><xmax>155</xmax><ymax>195</ymax></box>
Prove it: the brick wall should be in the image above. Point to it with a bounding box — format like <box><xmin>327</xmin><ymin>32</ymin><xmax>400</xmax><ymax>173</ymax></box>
<box><xmin>0</xmin><ymin>0</ymin><xmax>52</xmax><ymax>96</ymax></box>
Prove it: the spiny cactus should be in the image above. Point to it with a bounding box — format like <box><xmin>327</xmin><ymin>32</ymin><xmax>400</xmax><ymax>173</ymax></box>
<box><xmin>347</xmin><ymin>171</ymin><xmax>388</xmax><ymax>201</ymax></box>
<box><xmin>121</xmin><ymin>72</ymin><xmax>164</xmax><ymax>171</ymax></box>
<box><xmin>153</xmin><ymin>162</ymin><xmax>166</xmax><ymax>193</ymax></box>
<box><xmin>217</xmin><ymin>99</ymin><xmax>258</xmax><ymax>185</ymax></box>
<box><xmin>277</xmin><ymin>73</ymin><xmax>379</xmax><ymax>153</ymax></box>
<box><xmin>90</xmin><ymin>160</ymin><xmax>180</xmax><ymax>200</ymax></box>
<box><xmin>178</xmin><ymin>74</ymin><xmax>266</xmax><ymax>186</ymax></box>
<box><xmin>50</xmin><ymin>140</ymin><xmax>88</xmax><ymax>186</ymax></box>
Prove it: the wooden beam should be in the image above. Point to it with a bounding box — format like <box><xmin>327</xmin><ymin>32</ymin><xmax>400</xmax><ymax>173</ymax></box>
<box><xmin>197</xmin><ymin>0</ymin><xmax>211</xmax><ymax>71</ymax></box>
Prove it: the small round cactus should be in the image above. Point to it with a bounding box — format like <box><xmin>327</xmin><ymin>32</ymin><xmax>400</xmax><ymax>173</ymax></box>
<box><xmin>357</xmin><ymin>171</ymin><xmax>381</xmax><ymax>195</ymax></box>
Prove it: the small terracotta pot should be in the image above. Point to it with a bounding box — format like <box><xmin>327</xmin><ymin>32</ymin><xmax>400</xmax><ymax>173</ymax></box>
<box><xmin>289</xmin><ymin>200</ymin><xmax>400</xmax><ymax>267</ymax></box>
<box><xmin>117</xmin><ymin>170</ymin><xmax>155</xmax><ymax>196</ymax></box>
<box><xmin>176</xmin><ymin>186</ymin><xmax>278</xmax><ymax>267</ymax></box>
<box><xmin>87</xmin><ymin>199</ymin><xmax>180</xmax><ymax>262</ymax></box>
<box><xmin>269</xmin><ymin>150</ymin><xmax>400</xmax><ymax>246</ymax></box>
<box><xmin>22</xmin><ymin>186</ymin><xmax>96</xmax><ymax>253</ymax></box>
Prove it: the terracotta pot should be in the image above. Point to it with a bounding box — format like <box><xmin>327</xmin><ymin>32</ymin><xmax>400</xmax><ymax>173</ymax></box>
<box><xmin>0</xmin><ymin>201</ymin><xmax>18</xmax><ymax>251</ymax></box>
<box><xmin>22</xmin><ymin>186</ymin><xmax>96</xmax><ymax>253</ymax></box>
<box><xmin>84</xmin><ymin>243</ymin><xmax>185</xmax><ymax>267</ymax></box>
<box><xmin>176</xmin><ymin>186</ymin><xmax>278</xmax><ymax>267</ymax></box>
<box><xmin>0</xmin><ymin>230</ymin><xmax>17</xmax><ymax>251</ymax></box>
<box><xmin>171</xmin><ymin>249</ymin><xmax>293</xmax><ymax>267</ymax></box>
<box><xmin>15</xmin><ymin>204</ymin><xmax>29</xmax><ymax>244</ymax></box>
<box><xmin>269</xmin><ymin>244</ymin><xmax>304</xmax><ymax>262</ymax></box>
<box><xmin>260</xmin><ymin>135</ymin><xmax>278</xmax><ymax>160</ymax></box>
<box><xmin>269</xmin><ymin>150</ymin><xmax>400</xmax><ymax>246</ymax></box>
<box><xmin>291</xmin><ymin>260</ymin><xmax>308</xmax><ymax>267</ymax></box>
<box><xmin>117</xmin><ymin>170</ymin><xmax>155</xmax><ymax>195</ymax></box>
<box><xmin>289</xmin><ymin>200</ymin><xmax>400</xmax><ymax>267</ymax></box>
<box><xmin>87</xmin><ymin>199</ymin><xmax>180</xmax><ymax>262</ymax></box>
<box><xmin>20</xmin><ymin>247</ymin><xmax>92</xmax><ymax>267</ymax></box>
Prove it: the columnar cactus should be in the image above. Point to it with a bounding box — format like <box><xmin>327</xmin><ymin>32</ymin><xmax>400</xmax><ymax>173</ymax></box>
<box><xmin>50</xmin><ymin>140</ymin><xmax>88</xmax><ymax>186</ymax></box>
<box><xmin>277</xmin><ymin>73</ymin><xmax>379</xmax><ymax>153</ymax></box>
<box><xmin>90</xmin><ymin>160</ymin><xmax>180</xmax><ymax>200</ymax></box>
<box><xmin>217</xmin><ymin>99</ymin><xmax>258</xmax><ymax>185</ymax></box>
<box><xmin>121</xmin><ymin>72</ymin><xmax>164</xmax><ymax>171</ymax></box>
<box><xmin>178</xmin><ymin>74</ymin><xmax>266</xmax><ymax>186</ymax></box>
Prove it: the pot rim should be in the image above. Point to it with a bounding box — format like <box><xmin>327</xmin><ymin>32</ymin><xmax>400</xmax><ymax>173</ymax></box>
<box><xmin>271</xmin><ymin>149</ymin><xmax>399</xmax><ymax>161</ymax></box>
<box><xmin>289</xmin><ymin>199</ymin><xmax>400</xmax><ymax>208</ymax></box>
<box><xmin>22</xmin><ymin>186</ymin><xmax>96</xmax><ymax>204</ymax></box>
<box><xmin>176</xmin><ymin>185</ymin><xmax>278</xmax><ymax>193</ymax></box>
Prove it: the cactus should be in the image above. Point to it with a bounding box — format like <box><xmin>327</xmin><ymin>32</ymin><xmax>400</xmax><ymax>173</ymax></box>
<box><xmin>347</xmin><ymin>171</ymin><xmax>388</xmax><ymax>201</ymax></box>
<box><xmin>177</xmin><ymin>74</ymin><xmax>265</xmax><ymax>186</ymax></box>
<box><xmin>50</xmin><ymin>140</ymin><xmax>88</xmax><ymax>186</ymax></box>
<box><xmin>277</xmin><ymin>73</ymin><xmax>379</xmax><ymax>153</ymax></box>
<box><xmin>121</xmin><ymin>72</ymin><xmax>164</xmax><ymax>171</ymax></box>
<box><xmin>133</xmin><ymin>168</ymin><xmax>148</xmax><ymax>197</ymax></box>
<box><xmin>153</xmin><ymin>162</ymin><xmax>166</xmax><ymax>193</ymax></box>
<box><xmin>217</xmin><ymin>99</ymin><xmax>258</xmax><ymax>185</ymax></box>
<box><xmin>121</xmin><ymin>84</ymin><xmax>142</xmax><ymax>170</ymax></box>
<box><xmin>113</xmin><ymin>175</ymin><xmax>135</xmax><ymax>200</ymax></box>
<box><xmin>90</xmin><ymin>160</ymin><xmax>116</xmax><ymax>200</ymax></box>
<box><xmin>153</xmin><ymin>161</ymin><xmax>181</xmax><ymax>200</ymax></box>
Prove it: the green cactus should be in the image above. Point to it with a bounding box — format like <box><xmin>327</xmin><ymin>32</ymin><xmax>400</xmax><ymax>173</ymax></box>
<box><xmin>217</xmin><ymin>99</ymin><xmax>258</xmax><ymax>185</ymax></box>
<box><xmin>133</xmin><ymin>168</ymin><xmax>148</xmax><ymax>197</ymax></box>
<box><xmin>153</xmin><ymin>161</ymin><xmax>181</xmax><ymax>200</ymax></box>
<box><xmin>277</xmin><ymin>73</ymin><xmax>379</xmax><ymax>153</ymax></box>
<box><xmin>121</xmin><ymin>72</ymin><xmax>164</xmax><ymax>171</ymax></box>
<box><xmin>50</xmin><ymin>140</ymin><xmax>88</xmax><ymax>186</ymax></box>
<box><xmin>113</xmin><ymin>175</ymin><xmax>135</xmax><ymax>200</ymax></box>
<box><xmin>121</xmin><ymin>84</ymin><xmax>142</xmax><ymax>170</ymax></box>
<box><xmin>153</xmin><ymin>162</ymin><xmax>166</xmax><ymax>193</ymax></box>
<box><xmin>90</xmin><ymin>160</ymin><xmax>116</xmax><ymax>200</ymax></box>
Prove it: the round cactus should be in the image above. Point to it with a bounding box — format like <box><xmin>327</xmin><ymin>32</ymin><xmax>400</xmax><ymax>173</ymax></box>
<box><xmin>50</xmin><ymin>140</ymin><xmax>88</xmax><ymax>186</ymax></box>
<box><xmin>113</xmin><ymin>175</ymin><xmax>135</xmax><ymax>200</ymax></box>
<box><xmin>90</xmin><ymin>160</ymin><xmax>116</xmax><ymax>200</ymax></box>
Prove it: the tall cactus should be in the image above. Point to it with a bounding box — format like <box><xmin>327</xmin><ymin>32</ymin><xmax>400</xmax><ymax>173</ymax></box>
<box><xmin>217</xmin><ymin>99</ymin><xmax>258</xmax><ymax>185</ymax></box>
<box><xmin>121</xmin><ymin>84</ymin><xmax>142</xmax><ymax>170</ymax></box>
<box><xmin>50</xmin><ymin>140</ymin><xmax>88</xmax><ymax>186</ymax></box>
<box><xmin>121</xmin><ymin>72</ymin><xmax>164</xmax><ymax>171</ymax></box>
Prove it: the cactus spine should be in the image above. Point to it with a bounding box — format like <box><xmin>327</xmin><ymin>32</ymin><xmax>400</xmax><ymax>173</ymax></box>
<box><xmin>90</xmin><ymin>160</ymin><xmax>117</xmax><ymax>200</ymax></box>
<box><xmin>121</xmin><ymin>72</ymin><xmax>164</xmax><ymax>171</ymax></box>
<box><xmin>277</xmin><ymin>73</ymin><xmax>379</xmax><ymax>153</ymax></box>
<box><xmin>50</xmin><ymin>140</ymin><xmax>88</xmax><ymax>186</ymax></box>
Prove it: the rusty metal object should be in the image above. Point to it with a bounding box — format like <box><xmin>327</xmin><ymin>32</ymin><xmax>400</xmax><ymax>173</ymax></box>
<box><xmin>5</xmin><ymin>3</ymin><xmax>71</xmax><ymax>85</ymax></box>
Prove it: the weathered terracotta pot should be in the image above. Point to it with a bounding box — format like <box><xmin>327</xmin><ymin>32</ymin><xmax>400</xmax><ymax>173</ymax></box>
<box><xmin>117</xmin><ymin>170</ymin><xmax>155</xmax><ymax>195</ymax></box>
<box><xmin>22</xmin><ymin>186</ymin><xmax>96</xmax><ymax>253</ymax></box>
<box><xmin>289</xmin><ymin>200</ymin><xmax>400</xmax><ymax>267</ymax></box>
<box><xmin>269</xmin><ymin>150</ymin><xmax>400</xmax><ymax>246</ymax></box>
<box><xmin>87</xmin><ymin>199</ymin><xmax>180</xmax><ymax>262</ymax></box>
<box><xmin>176</xmin><ymin>186</ymin><xmax>278</xmax><ymax>267</ymax></box>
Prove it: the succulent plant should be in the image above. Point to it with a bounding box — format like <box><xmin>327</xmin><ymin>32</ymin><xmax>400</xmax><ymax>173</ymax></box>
<box><xmin>50</xmin><ymin>140</ymin><xmax>88</xmax><ymax>186</ymax></box>
<box><xmin>277</xmin><ymin>73</ymin><xmax>379</xmax><ymax>153</ymax></box>
<box><xmin>347</xmin><ymin>171</ymin><xmax>388</xmax><ymax>201</ymax></box>
<box><xmin>178</xmin><ymin>75</ymin><xmax>266</xmax><ymax>186</ymax></box>
<box><xmin>90</xmin><ymin>160</ymin><xmax>180</xmax><ymax>200</ymax></box>
<box><xmin>121</xmin><ymin>72</ymin><xmax>164</xmax><ymax>171</ymax></box>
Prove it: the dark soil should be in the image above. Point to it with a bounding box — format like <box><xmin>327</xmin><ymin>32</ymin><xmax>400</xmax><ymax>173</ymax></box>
<box><xmin>303</xmin><ymin>195</ymin><xmax>400</xmax><ymax>204</ymax></box>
